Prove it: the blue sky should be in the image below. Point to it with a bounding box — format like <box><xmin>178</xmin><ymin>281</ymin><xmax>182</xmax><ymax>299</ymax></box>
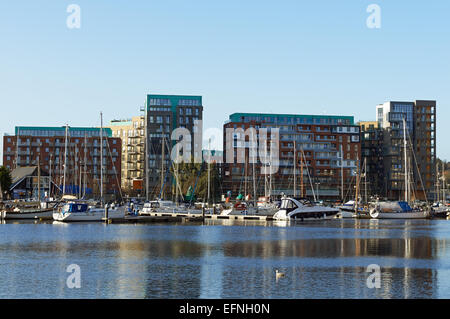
<box><xmin>1</xmin><ymin>0</ymin><xmax>449</xmax><ymax>161</ymax></box>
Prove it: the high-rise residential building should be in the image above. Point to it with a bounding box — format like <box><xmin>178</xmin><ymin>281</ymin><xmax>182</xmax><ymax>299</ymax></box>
<box><xmin>108</xmin><ymin>116</ymin><xmax>145</xmax><ymax>196</ymax></box>
<box><xmin>373</xmin><ymin>100</ymin><xmax>436</xmax><ymax>200</ymax></box>
<box><xmin>145</xmin><ymin>94</ymin><xmax>203</xmax><ymax>199</ymax></box>
<box><xmin>2</xmin><ymin>126</ymin><xmax>122</xmax><ymax>198</ymax></box>
<box><xmin>359</xmin><ymin>121</ymin><xmax>385</xmax><ymax>198</ymax></box>
<box><xmin>222</xmin><ymin>113</ymin><xmax>361</xmax><ymax>201</ymax></box>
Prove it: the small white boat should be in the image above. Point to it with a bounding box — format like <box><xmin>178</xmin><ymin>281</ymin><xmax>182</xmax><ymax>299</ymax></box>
<box><xmin>369</xmin><ymin>201</ymin><xmax>430</xmax><ymax>219</ymax></box>
<box><xmin>53</xmin><ymin>202</ymin><xmax>125</xmax><ymax>222</ymax></box>
<box><xmin>273</xmin><ymin>197</ymin><xmax>340</xmax><ymax>221</ymax></box>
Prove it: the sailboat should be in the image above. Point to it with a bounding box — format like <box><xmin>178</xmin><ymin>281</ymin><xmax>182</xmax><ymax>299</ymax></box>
<box><xmin>53</xmin><ymin>113</ymin><xmax>125</xmax><ymax>222</ymax></box>
<box><xmin>140</xmin><ymin>136</ymin><xmax>205</xmax><ymax>215</ymax></box>
<box><xmin>3</xmin><ymin>156</ymin><xmax>56</xmax><ymax>220</ymax></box>
<box><xmin>431</xmin><ymin>162</ymin><xmax>449</xmax><ymax>218</ymax></box>
<box><xmin>220</xmin><ymin>134</ymin><xmax>278</xmax><ymax>216</ymax></box>
<box><xmin>338</xmin><ymin>158</ymin><xmax>371</xmax><ymax>219</ymax></box>
<box><xmin>369</xmin><ymin>118</ymin><xmax>430</xmax><ymax>219</ymax></box>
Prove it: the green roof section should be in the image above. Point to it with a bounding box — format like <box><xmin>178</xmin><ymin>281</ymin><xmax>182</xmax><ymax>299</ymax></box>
<box><xmin>15</xmin><ymin>126</ymin><xmax>112</xmax><ymax>137</ymax></box>
<box><xmin>228</xmin><ymin>113</ymin><xmax>355</xmax><ymax>125</ymax></box>
<box><xmin>146</xmin><ymin>94</ymin><xmax>202</xmax><ymax>105</ymax></box>
<box><xmin>146</xmin><ymin>94</ymin><xmax>203</xmax><ymax>133</ymax></box>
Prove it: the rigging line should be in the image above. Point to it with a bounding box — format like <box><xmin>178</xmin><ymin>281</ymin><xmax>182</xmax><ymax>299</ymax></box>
<box><xmin>104</xmin><ymin>134</ymin><xmax>123</xmax><ymax>202</ymax></box>
<box><xmin>164</xmin><ymin>137</ymin><xmax>184</xmax><ymax>201</ymax></box>
<box><xmin>406</xmin><ymin>129</ymin><xmax>428</xmax><ymax>203</ymax></box>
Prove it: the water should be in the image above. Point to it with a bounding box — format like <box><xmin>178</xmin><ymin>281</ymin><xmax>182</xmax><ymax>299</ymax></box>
<box><xmin>1</xmin><ymin>218</ymin><xmax>450</xmax><ymax>298</ymax></box>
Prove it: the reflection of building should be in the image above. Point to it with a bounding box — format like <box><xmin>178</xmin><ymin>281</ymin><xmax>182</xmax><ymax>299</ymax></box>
<box><xmin>145</xmin><ymin>94</ymin><xmax>203</xmax><ymax>199</ymax></box>
<box><xmin>2</xmin><ymin>126</ymin><xmax>122</xmax><ymax>196</ymax></box>
<box><xmin>108</xmin><ymin>116</ymin><xmax>145</xmax><ymax>196</ymax></box>
<box><xmin>222</xmin><ymin>113</ymin><xmax>361</xmax><ymax>200</ymax></box>
<box><xmin>375</xmin><ymin>100</ymin><xmax>436</xmax><ymax>200</ymax></box>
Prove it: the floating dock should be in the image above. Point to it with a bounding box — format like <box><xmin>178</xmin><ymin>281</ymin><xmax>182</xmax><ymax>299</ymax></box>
<box><xmin>102</xmin><ymin>212</ymin><xmax>275</xmax><ymax>224</ymax></box>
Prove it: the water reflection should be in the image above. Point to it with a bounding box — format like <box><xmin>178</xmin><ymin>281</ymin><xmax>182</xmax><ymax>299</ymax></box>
<box><xmin>0</xmin><ymin>219</ymin><xmax>449</xmax><ymax>298</ymax></box>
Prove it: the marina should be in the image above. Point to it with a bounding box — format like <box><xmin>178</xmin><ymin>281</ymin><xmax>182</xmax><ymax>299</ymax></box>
<box><xmin>1</xmin><ymin>217</ymin><xmax>450</xmax><ymax>298</ymax></box>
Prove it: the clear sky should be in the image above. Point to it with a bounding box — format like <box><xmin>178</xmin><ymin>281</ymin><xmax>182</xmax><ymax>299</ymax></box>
<box><xmin>1</xmin><ymin>0</ymin><xmax>449</xmax><ymax>162</ymax></box>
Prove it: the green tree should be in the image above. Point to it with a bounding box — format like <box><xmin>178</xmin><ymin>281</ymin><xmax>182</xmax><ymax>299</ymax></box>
<box><xmin>0</xmin><ymin>166</ymin><xmax>12</xmax><ymax>199</ymax></box>
<box><xmin>169</xmin><ymin>160</ymin><xmax>222</xmax><ymax>203</ymax></box>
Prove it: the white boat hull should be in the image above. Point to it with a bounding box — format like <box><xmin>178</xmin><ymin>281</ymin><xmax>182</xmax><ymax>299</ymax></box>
<box><xmin>274</xmin><ymin>207</ymin><xmax>340</xmax><ymax>221</ymax></box>
<box><xmin>53</xmin><ymin>207</ymin><xmax>125</xmax><ymax>222</ymax></box>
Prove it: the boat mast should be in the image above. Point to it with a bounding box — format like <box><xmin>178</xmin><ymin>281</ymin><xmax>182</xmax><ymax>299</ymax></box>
<box><xmin>37</xmin><ymin>156</ymin><xmax>41</xmax><ymax>201</ymax></box>
<box><xmin>340</xmin><ymin>144</ymin><xmax>344</xmax><ymax>202</ymax></box>
<box><xmin>100</xmin><ymin>112</ymin><xmax>104</xmax><ymax>206</ymax></box>
<box><xmin>443</xmin><ymin>162</ymin><xmax>446</xmax><ymax>205</ymax></box>
<box><xmin>49</xmin><ymin>154</ymin><xmax>52</xmax><ymax>199</ymax></box>
<box><xmin>364</xmin><ymin>158</ymin><xmax>368</xmax><ymax>204</ymax></box>
<box><xmin>355</xmin><ymin>157</ymin><xmax>360</xmax><ymax>216</ymax></box>
<box><xmin>83</xmin><ymin>133</ymin><xmax>87</xmax><ymax>198</ymax></box>
<box><xmin>403</xmin><ymin>117</ymin><xmax>408</xmax><ymax>203</ymax></box>
<box><xmin>252</xmin><ymin>130</ymin><xmax>257</xmax><ymax>206</ymax></box>
<box><xmin>300</xmin><ymin>150</ymin><xmax>304</xmax><ymax>197</ymax></box>
<box><xmin>145</xmin><ymin>105</ymin><xmax>149</xmax><ymax>201</ymax></box>
<box><xmin>63</xmin><ymin>124</ymin><xmax>69</xmax><ymax>196</ymax></box>
<box><xmin>293</xmin><ymin>140</ymin><xmax>296</xmax><ymax>197</ymax></box>
<box><xmin>161</xmin><ymin>135</ymin><xmax>165</xmax><ymax>199</ymax></box>
<box><xmin>15</xmin><ymin>128</ymin><xmax>20</xmax><ymax>169</ymax></box>
<box><xmin>207</xmin><ymin>138</ymin><xmax>211</xmax><ymax>205</ymax></box>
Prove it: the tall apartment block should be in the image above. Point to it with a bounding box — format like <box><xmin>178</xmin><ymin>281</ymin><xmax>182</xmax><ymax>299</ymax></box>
<box><xmin>2</xmin><ymin>126</ymin><xmax>122</xmax><ymax>197</ymax></box>
<box><xmin>145</xmin><ymin>94</ymin><xmax>203</xmax><ymax>199</ymax></box>
<box><xmin>359</xmin><ymin>121</ymin><xmax>385</xmax><ymax>198</ymax></box>
<box><xmin>373</xmin><ymin>100</ymin><xmax>436</xmax><ymax>200</ymax></box>
<box><xmin>108</xmin><ymin>116</ymin><xmax>145</xmax><ymax>196</ymax></box>
<box><xmin>222</xmin><ymin>113</ymin><xmax>361</xmax><ymax>201</ymax></box>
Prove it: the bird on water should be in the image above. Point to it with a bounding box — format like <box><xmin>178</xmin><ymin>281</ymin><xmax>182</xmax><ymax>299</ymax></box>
<box><xmin>275</xmin><ymin>269</ymin><xmax>285</xmax><ymax>279</ymax></box>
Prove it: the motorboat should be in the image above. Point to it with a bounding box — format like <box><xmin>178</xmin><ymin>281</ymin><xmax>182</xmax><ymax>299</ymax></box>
<box><xmin>431</xmin><ymin>202</ymin><xmax>450</xmax><ymax>218</ymax></box>
<box><xmin>273</xmin><ymin>197</ymin><xmax>340</xmax><ymax>221</ymax></box>
<box><xmin>52</xmin><ymin>202</ymin><xmax>125</xmax><ymax>222</ymax></box>
<box><xmin>369</xmin><ymin>201</ymin><xmax>430</xmax><ymax>219</ymax></box>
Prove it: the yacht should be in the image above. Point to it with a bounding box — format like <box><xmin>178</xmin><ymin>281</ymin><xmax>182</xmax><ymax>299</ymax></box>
<box><xmin>273</xmin><ymin>197</ymin><xmax>340</xmax><ymax>221</ymax></box>
<box><xmin>2</xmin><ymin>200</ymin><xmax>57</xmax><ymax>220</ymax></box>
<box><xmin>369</xmin><ymin>201</ymin><xmax>429</xmax><ymax>219</ymax></box>
<box><xmin>370</xmin><ymin>118</ymin><xmax>431</xmax><ymax>220</ymax></box>
<box><xmin>139</xmin><ymin>199</ymin><xmax>207</xmax><ymax>215</ymax></box>
<box><xmin>220</xmin><ymin>199</ymin><xmax>278</xmax><ymax>216</ymax></box>
<box><xmin>337</xmin><ymin>200</ymin><xmax>370</xmax><ymax>218</ymax></box>
<box><xmin>53</xmin><ymin>202</ymin><xmax>125</xmax><ymax>222</ymax></box>
<box><xmin>431</xmin><ymin>202</ymin><xmax>450</xmax><ymax>218</ymax></box>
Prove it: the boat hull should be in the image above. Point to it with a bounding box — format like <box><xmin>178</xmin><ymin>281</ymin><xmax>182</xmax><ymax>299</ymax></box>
<box><xmin>274</xmin><ymin>208</ymin><xmax>340</xmax><ymax>221</ymax></box>
<box><xmin>4</xmin><ymin>208</ymin><xmax>54</xmax><ymax>220</ymax></box>
<box><xmin>369</xmin><ymin>209</ymin><xmax>430</xmax><ymax>219</ymax></box>
<box><xmin>53</xmin><ymin>207</ymin><xmax>125</xmax><ymax>222</ymax></box>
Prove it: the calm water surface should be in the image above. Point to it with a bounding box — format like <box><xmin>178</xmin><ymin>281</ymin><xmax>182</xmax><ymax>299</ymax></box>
<box><xmin>1</xmin><ymin>218</ymin><xmax>450</xmax><ymax>298</ymax></box>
